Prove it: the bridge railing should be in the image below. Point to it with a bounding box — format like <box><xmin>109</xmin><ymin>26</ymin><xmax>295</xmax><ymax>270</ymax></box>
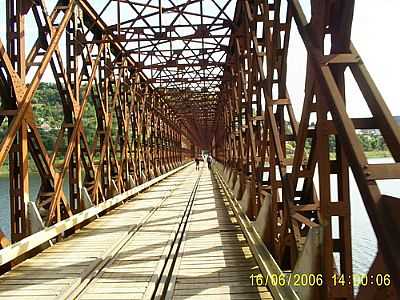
<box><xmin>0</xmin><ymin>0</ymin><xmax>194</xmax><ymax>252</ymax></box>
<box><xmin>213</xmin><ymin>1</ymin><xmax>400</xmax><ymax>299</ymax></box>
<box><xmin>0</xmin><ymin>160</ymin><xmax>192</xmax><ymax>269</ymax></box>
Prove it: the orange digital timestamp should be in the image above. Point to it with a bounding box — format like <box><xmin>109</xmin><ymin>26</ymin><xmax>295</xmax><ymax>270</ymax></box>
<box><xmin>332</xmin><ymin>273</ymin><xmax>391</xmax><ymax>287</ymax></box>
<box><xmin>249</xmin><ymin>273</ymin><xmax>324</xmax><ymax>287</ymax></box>
<box><xmin>250</xmin><ymin>273</ymin><xmax>392</xmax><ymax>288</ymax></box>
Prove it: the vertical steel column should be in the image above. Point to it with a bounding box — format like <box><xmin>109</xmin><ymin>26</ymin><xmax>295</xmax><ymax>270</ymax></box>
<box><xmin>6</xmin><ymin>0</ymin><xmax>29</xmax><ymax>242</ymax></box>
<box><xmin>66</xmin><ymin>5</ymin><xmax>82</xmax><ymax>212</ymax></box>
<box><xmin>100</xmin><ymin>45</ymin><xmax>112</xmax><ymax>198</ymax></box>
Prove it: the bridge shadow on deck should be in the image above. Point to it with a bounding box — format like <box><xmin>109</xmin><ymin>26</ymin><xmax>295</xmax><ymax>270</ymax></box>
<box><xmin>0</xmin><ymin>169</ymin><xmax>270</xmax><ymax>299</ymax></box>
<box><xmin>151</xmin><ymin>170</ymin><xmax>270</xmax><ymax>299</ymax></box>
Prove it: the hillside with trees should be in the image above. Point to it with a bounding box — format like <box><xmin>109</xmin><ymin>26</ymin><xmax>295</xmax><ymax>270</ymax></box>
<box><xmin>0</xmin><ymin>83</ymin><xmax>394</xmax><ymax>172</ymax></box>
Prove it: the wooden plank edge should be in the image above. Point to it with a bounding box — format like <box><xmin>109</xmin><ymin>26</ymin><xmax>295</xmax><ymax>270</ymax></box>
<box><xmin>212</xmin><ymin>165</ymin><xmax>300</xmax><ymax>300</ymax></box>
<box><xmin>0</xmin><ymin>161</ymin><xmax>193</xmax><ymax>266</ymax></box>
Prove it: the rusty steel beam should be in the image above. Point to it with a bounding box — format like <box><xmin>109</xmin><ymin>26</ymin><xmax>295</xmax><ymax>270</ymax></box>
<box><xmin>88</xmin><ymin>0</ymin><xmax>235</xmax><ymax>139</ymax></box>
<box><xmin>5</xmin><ymin>0</ymin><xmax>30</xmax><ymax>243</ymax></box>
<box><xmin>0</xmin><ymin>0</ymin><xmax>193</xmax><ymax>244</ymax></box>
<box><xmin>214</xmin><ymin>0</ymin><xmax>399</xmax><ymax>299</ymax></box>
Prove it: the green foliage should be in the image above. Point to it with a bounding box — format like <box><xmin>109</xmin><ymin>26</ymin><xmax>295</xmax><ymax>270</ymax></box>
<box><xmin>31</xmin><ymin>83</ymin><xmax>98</xmax><ymax>151</ymax></box>
<box><xmin>284</xmin><ymin>126</ymin><xmax>389</xmax><ymax>159</ymax></box>
<box><xmin>0</xmin><ymin>84</ymin><xmax>392</xmax><ymax>165</ymax></box>
<box><xmin>32</xmin><ymin>82</ymin><xmax>61</xmax><ymax>104</ymax></box>
<box><xmin>358</xmin><ymin>132</ymin><xmax>387</xmax><ymax>152</ymax></box>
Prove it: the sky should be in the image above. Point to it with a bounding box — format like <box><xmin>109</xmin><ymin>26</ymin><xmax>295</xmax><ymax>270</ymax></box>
<box><xmin>0</xmin><ymin>0</ymin><xmax>399</xmax><ymax>119</ymax></box>
<box><xmin>286</xmin><ymin>0</ymin><xmax>400</xmax><ymax>119</ymax></box>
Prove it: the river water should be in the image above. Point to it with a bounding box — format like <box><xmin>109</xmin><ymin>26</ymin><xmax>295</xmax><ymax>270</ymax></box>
<box><xmin>0</xmin><ymin>158</ymin><xmax>398</xmax><ymax>278</ymax></box>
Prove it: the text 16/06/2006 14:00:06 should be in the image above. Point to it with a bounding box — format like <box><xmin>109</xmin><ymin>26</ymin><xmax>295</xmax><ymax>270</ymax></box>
<box><xmin>249</xmin><ymin>273</ymin><xmax>392</xmax><ymax>287</ymax></box>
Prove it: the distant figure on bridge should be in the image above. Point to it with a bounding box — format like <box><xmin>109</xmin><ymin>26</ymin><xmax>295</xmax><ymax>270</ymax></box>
<box><xmin>207</xmin><ymin>155</ymin><xmax>212</xmax><ymax>170</ymax></box>
<box><xmin>195</xmin><ymin>157</ymin><xmax>200</xmax><ymax>170</ymax></box>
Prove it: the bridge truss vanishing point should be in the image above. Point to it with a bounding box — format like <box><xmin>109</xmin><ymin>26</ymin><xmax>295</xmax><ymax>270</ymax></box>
<box><xmin>0</xmin><ymin>0</ymin><xmax>399</xmax><ymax>299</ymax></box>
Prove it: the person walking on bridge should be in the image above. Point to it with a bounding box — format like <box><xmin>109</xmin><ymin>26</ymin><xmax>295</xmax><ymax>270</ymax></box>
<box><xmin>195</xmin><ymin>157</ymin><xmax>200</xmax><ymax>170</ymax></box>
<box><xmin>207</xmin><ymin>155</ymin><xmax>212</xmax><ymax>170</ymax></box>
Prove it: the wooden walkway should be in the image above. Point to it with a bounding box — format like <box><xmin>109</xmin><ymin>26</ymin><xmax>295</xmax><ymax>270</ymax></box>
<box><xmin>167</xmin><ymin>169</ymin><xmax>271</xmax><ymax>300</ymax></box>
<box><xmin>0</xmin><ymin>165</ymin><xmax>272</xmax><ymax>300</ymax></box>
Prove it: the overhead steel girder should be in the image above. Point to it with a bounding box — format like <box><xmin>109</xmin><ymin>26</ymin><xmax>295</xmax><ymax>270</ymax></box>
<box><xmin>89</xmin><ymin>0</ymin><xmax>236</xmax><ymax>142</ymax></box>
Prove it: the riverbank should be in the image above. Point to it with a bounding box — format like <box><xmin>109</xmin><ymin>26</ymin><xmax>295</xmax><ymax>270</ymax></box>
<box><xmin>364</xmin><ymin>150</ymin><xmax>392</xmax><ymax>158</ymax></box>
<box><xmin>0</xmin><ymin>151</ymin><xmax>392</xmax><ymax>175</ymax></box>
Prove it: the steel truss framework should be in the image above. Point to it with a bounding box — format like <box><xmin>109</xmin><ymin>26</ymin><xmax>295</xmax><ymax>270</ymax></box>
<box><xmin>215</xmin><ymin>0</ymin><xmax>400</xmax><ymax>299</ymax></box>
<box><xmin>0</xmin><ymin>0</ymin><xmax>192</xmax><ymax>244</ymax></box>
<box><xmin>89</xmin><ymin>0</ymin><xmax>236</xmax><ymax>145</ymax></box>
<box><xmin>0</xmin><ymin>0</ymin><xmax>399</xmax><ymax>299</ymax></box>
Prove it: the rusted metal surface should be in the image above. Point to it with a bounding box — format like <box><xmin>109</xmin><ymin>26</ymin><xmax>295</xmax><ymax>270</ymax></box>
<box><xmin>0</xmin><ymin>0</ymin><xmax>192</xmax><ymax>242</ymax></box>
<box><xmin>90</xmin><ymin>0</ymin><xmax>236</xmax><ymax>147</ymax></box>
<box><xmin>215</xmin><ymin>0</ymin><xmax>399</xmax><ymax>299</ymax></box>
<box><xmin>0</xmin><ymin>1</ymin><xmax>399</xmax><ymax>299</ymax></box>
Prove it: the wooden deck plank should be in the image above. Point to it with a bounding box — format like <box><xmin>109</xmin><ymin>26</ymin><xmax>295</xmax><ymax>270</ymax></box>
<box><xmin>77</xmin><ymin>170</ymin><xmax>200</xmax><ymax>300</ymax></box>
<box><xmin>0</xmin><ymin>166</ymin><xmax>273</xmax><ymax>299</ymax></box>
<box><xmin>173</xmin><ymin>292</ymin><xmax>273</xmax><ymax>300</ymax></box>
<box><xmin>169</xmin><ymin>171</ymin><xmax>273</xmax><ymax>299</ymax></box>
<box><xmin>0</xmin><ymin>167</ymin><xmax>194</xmax><ymax>299</ymax></box>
